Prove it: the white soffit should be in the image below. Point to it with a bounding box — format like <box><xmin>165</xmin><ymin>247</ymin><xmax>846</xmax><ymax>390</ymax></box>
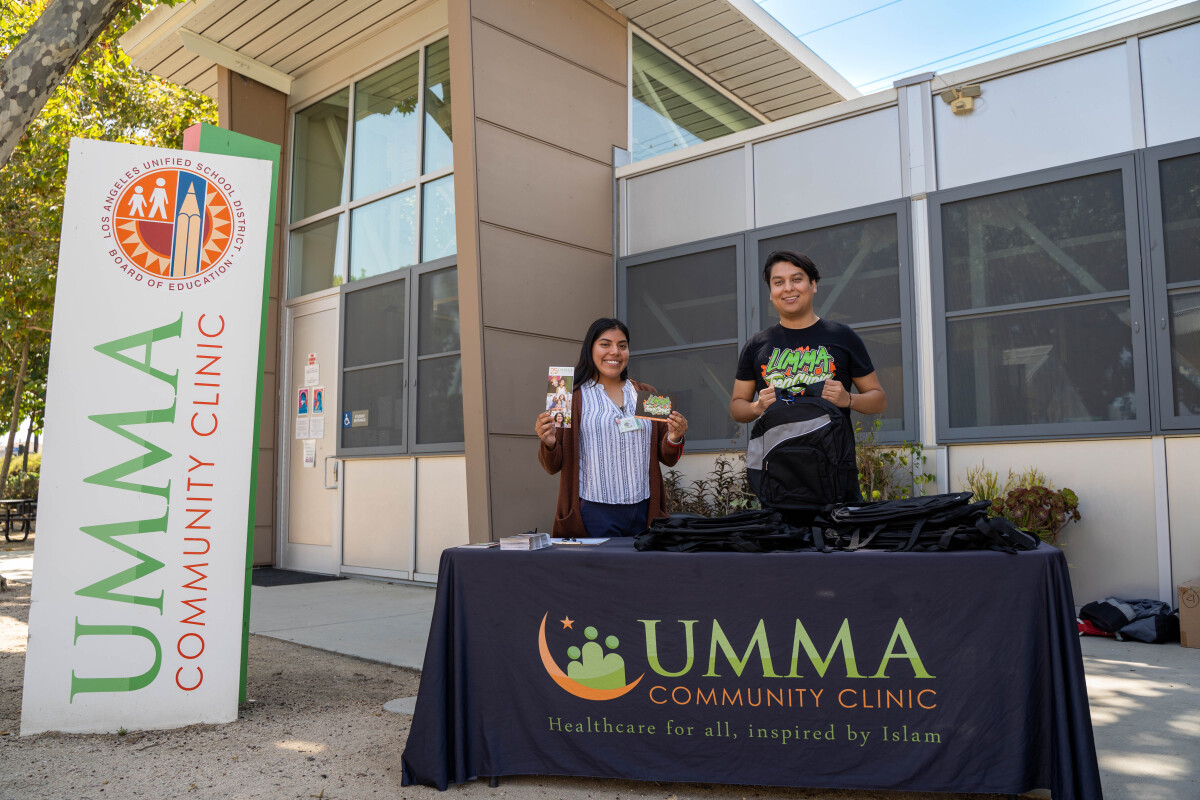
<box><xmin>607</xmin><ymin>0</ymin><xmax>859</xmax><ymax>120</ymax></box>
<box><xmin>121</xmin><ymin>0</ymin><xmax>427</xmax><ymax>99</ymax></box>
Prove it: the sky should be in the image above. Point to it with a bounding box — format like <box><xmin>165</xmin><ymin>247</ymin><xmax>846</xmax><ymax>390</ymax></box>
<box><xmin>756</xmin><ymin>0</ymin><xmax>1195</xmax><ymax>94</ymax></box>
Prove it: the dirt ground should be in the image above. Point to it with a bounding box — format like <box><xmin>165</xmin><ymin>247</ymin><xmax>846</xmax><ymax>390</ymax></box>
<box><xmin>0</xmin><ymin>537</ymin><xmax>1014</xmax><ymax>800</ymax></box>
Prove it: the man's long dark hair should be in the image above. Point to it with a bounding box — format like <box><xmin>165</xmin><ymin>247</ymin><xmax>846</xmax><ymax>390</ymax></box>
<box><xmin>574</xmin><ymin>318</ymin><xmax>631</xmax><ymax>386</ymax></box>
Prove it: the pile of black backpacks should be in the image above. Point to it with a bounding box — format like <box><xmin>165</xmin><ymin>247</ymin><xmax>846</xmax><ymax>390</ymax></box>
<box><xmin>635</xmin><ymin>397</ymin><xmax>1041</xmax><ymax>555</ymax></box>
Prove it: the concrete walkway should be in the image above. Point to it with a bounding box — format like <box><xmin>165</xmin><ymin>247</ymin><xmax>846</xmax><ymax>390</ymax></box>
<box><xmin>248</xmin><ymin>578</ymin><xmax>436</xmax><ymax>670</ymax></box>
<box><xmin>5</xmin><ymin>551</ymin><xmax>1198</xmax><ymax>799</ymax></box>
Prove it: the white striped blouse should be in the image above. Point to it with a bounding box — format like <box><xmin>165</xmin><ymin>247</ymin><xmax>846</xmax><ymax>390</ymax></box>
<box><xmin>578</xmin><ymin>379</ymin><xmax>651</xmax><ymax>505</ymax></box>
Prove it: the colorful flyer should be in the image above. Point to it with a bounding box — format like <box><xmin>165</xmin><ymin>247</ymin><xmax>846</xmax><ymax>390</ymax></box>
<box><xmin>312</xmin><ymin>386</ymin><xmax>324</xmax><ymax>414</ymax></box>
<box><xmin>635</xmin><ymin>389</ymin><xmax>673</xmax><ymax>422</ymax></box>
<box><xmin>546</xmin><ymin>366</ymin><xmax>574</xmax><ymax>427</ymax></box>
<box><xmin>297</xmin><ymin>387</ymin><xmax>309</xmax><ymax>416</ymax></box>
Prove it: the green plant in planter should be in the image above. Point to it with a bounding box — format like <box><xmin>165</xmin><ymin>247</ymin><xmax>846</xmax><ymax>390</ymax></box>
<box><xmin>855</xmin><ymin>419</ymin><xmax>936</xmax><ymax>501</ymax></box>
<box><xmin>991</xmin><ymin>486</ymin><xmax>1081</xmax><ymax>546</ymax></box>
<box><xmin>664</xmin><ymin>455</ymin><xmax>760</xmax><ymax>517</ymax></box>
<box><xmin>961</xmin><ymin>462</ymin><xmax>1052</xmax><ymax>503</ymax></box>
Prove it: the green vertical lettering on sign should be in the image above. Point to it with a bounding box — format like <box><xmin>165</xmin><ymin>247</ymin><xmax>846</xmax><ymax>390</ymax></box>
<box><xmin>74</xmin><ymin>511</ymin><xmax>168</xmax><ymax>611</ymax></box>
<box><xmin>83</xmin><ymin>403</ymin><xmax>176</xmax><ymax>499</ymax></box>
<box><xmin>93</xmin><ymin>314</ymin><xmax>183</xmax><ymax>391</ymax></box>
<box><xmin>69</xmin><ymin>618</ymin><xmax>162</xmax><ymax>701</ymax></box>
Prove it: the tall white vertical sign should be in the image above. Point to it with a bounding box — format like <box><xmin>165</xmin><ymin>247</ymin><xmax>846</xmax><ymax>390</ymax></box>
<box><xmin>21</xmin><ymin>139</ymin><xmax>272</xmax><ymax>734</ymax></box>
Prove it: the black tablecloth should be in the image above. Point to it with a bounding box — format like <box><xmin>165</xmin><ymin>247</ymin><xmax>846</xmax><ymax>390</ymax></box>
<box><xmin>401</xmin><ymin>539</ymin><xmax>1101</xmax><ymax>799</ymax></box>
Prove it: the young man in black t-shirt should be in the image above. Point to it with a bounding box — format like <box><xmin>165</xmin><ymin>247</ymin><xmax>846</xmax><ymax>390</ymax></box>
<box><xmin>730</xmin><ymin>250</ymin><xmax>887</xmax><ymax>423</ymax></box>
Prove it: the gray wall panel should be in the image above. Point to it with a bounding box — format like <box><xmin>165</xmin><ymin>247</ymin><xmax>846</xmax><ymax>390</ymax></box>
<box><xmin>935</xmin><ymin>47</ymin><xmax>1135</xmax><ymax>190</ymax></box>
<box><xmin>218</xmin><ymin>66</ymin><xmax>286</xmax><ymax>565</ymax></box>
<box><xmin>472</xmin><ymin>21</ymin><xmax>626</xmax><ymax>164</ymax></box>
<box><xmin>1141</xmin><ymin>23</ymin><xmax>1200</xmax><ymax>147</ymax></box>
<box><xmin>476</xmin><ymin>121</ymin><xmax>614</xmax><ymax>253</ymax></box>
<box><xmin>462</xmin><ymin>0</ymin><xmax>626</xmax><ymax>539</ymax></box>
<box><xmin>488</xmin><ymin>434</ymin><xmax>562</xmax><ymax>537</ymax></box>
<box><xmin>754</xmin><ymin>108</ymin><xmax>903</xmax><ymax>227</ymax></box>
<box><xmin>484</xmin><ymin>329</ymin><xmax>582</xmax><ymax>437</ymax></box>
<box><xmin>472</xmin><ymin>0</ymin><xmax>627</xmax><ymax>84</ymax></box>
<box><xmin>480</xmin><ymin>224</ymin><xmax>613</xmax><ymax>338</ymax></box>
<box><xmin>627</xmin><ymin>149</ymin><xmax>746</xmax><ymax>254</ymax></box>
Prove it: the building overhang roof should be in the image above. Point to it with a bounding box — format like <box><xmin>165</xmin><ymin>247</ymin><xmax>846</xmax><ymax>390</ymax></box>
<box><xmin>120</xmin><ymin>0</ymin><xmax>437</xmax><ymax>99</ymax></box>
<box><xmin>123</xmin><ymin>0</ymin><xmax>856</xmax><ymax>119</ymax></box>
<box><xmin>606</xmin><ymin>0</ymin><xmax>859</xmax><ymax>119</ymax></box>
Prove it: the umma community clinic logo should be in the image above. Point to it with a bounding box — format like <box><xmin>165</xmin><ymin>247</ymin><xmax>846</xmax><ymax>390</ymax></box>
<box><xmin>104</xmin><ymin>166</ymin><xmax>237</xmax><ymax>288</ymax></box>
<box><xmin>539</xmin><ymin>613</ymin><xmax>644</xmax><ymax>701</ymax></box>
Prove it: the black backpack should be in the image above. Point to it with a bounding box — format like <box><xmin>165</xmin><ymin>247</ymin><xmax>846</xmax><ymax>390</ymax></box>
<box><xmin>634</xmin><ymin>510</ymin><xmax>817</xmax><ymax>553</ymax></box>
<box><xmin>746</xmin><ymin>397</ymin><xmax>860</xmax><ymax>513</ymax></box>
<box><xmin>817</xmin><ymin>492</ymin><xmax>1042</xmax><ymax>553</ymax></box>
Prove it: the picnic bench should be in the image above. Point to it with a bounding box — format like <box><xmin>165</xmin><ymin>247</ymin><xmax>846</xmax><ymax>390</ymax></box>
<box><xmin>1</xmin><ymin>498</ymin><xmax>36</xmax><ymax>542</ymax></box>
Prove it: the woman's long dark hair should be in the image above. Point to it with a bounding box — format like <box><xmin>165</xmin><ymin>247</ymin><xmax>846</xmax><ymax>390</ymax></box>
<box><xmin>574</xmin><ymin>318</ymin><xmax>630</xmax><ymax>386</ymax></box>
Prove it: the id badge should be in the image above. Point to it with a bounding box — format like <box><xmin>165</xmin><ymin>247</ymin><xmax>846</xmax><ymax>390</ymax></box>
<box><xmin>617</xmin><ymin>415</ymin><xmax>642</xmax><ymax>433</ymax></box>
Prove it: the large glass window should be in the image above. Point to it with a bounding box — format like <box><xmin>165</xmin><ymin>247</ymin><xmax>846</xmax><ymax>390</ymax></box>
<box><xmin>288</xmin><ymin>37</ymin><xmax>454</xmax><ymax>298</ymax></box>
<box><xmin>631</xmin><ymin>35</ymin><xmax>760</xmax><ymax>163</ymax></box>
<box><xmin>622</xmin><ymin>239</ymin><xmax>744</xmax><ymax>449</ymax></box>
<box><xmin>931</xmin><ymin>158</ymin><xmax>1149</xmax><ymax>440</ymax></box>
<box><xmin>339</xmin><ymin>259</ymin><xmax>462</xmax><ymax>454</ymax></box>
<box><xmin>290</xmin><ymin>89</ymin><xmax>348</xmax><ymax>222</ymax></box>
<box><xmin>753</xmin><ymin>210</ymin><xmax>912</xmax><ymax>435</ymax></box>
<box><xmin>1148</xmin><ymin>142</ymin><xmax>1200</xmax><ymax>429</ymax></box>
<box><xmin>414</xmin><ymin>265</ymin><xmax>462</xmax><ymax>445</ymax></box>
<box><xmin>617</xmin><ymin>204</ymin><xmax>917</xmax><ymax>450</ymax></box>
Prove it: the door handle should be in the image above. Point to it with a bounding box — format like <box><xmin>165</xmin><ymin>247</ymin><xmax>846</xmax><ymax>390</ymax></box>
<box><xmin>324</xmin><ymin>457</ymin><xmax>339</xmax><ymax>490</ymax></box>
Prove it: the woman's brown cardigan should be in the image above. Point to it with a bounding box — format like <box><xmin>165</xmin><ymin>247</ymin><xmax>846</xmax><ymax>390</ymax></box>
<box><xmin>538</xmin><ymin>380</ymin><xmax>684</xmax><ymax>536</ymax></box>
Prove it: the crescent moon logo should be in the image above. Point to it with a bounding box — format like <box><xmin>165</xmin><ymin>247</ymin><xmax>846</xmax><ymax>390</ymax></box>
<box><xmin>538</xmin><ymin>613</ymin><xmax>643</xmax><ymax>701</ymax></box>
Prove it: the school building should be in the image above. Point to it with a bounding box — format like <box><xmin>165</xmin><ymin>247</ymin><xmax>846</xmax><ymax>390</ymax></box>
<box><xmin>121</xmin><ymin>0</ymin><xmax>1200</xmax><ymax>605</ymax></box>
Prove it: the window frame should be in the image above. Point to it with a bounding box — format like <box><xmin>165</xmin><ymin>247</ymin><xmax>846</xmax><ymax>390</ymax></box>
<box><xmin>746</xmin><ymin>199</ymin><xmax>919</xmax><ymax>444</ymax></box>
<box><xmin>285</xmin><ymin>33</ymin><xmax>454</xmax><ymax>298</ymax></box>
<box><xmin>617</xmin><ymin>233</ymin><xmax>747</xmax><ymax>452</ymax></box>
<box><xmin>626</xmin><ymin>26</ymin><xmax>765</xmax><ymax>163</ymax></box>
<box><xmin>1144</xmin><ymin>136</ymin><xmax>1200</xmax><ymax>433</ymax></box>
<box><xmin>928</xmin><ymin>153</ymin><xmax>1152</xmax><ymax>443</ymax></box>
<box><xmin>336</xmin><ymin>254</ymin><xmax>462</xmax><ymax>457</ymax></box>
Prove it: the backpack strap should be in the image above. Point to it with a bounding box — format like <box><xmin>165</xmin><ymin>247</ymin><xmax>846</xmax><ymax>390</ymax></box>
<box><xmin>848</xmin><ymin>523</ymin><xmax>887</xmax><ymax>551</ymax></box>
<box><xmin>899</xmin><ymin>517</ymin><xmax>927</xmax><ymax>552</ymax></box>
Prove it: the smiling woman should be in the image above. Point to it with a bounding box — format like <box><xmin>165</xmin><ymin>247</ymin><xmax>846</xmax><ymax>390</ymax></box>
<box><xmin>535</xmin><ymin>318</ymin><xmax>689</xmax><ymax>538</ymax></box>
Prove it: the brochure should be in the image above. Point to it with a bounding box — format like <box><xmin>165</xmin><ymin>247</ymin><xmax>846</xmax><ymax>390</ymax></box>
<box><xmin>546</xmin><ymin>366</ymin><xmax>574</xmax><ymax>427</ymax></box>
<box><xmin>634</xmin><ymin>389</ymin><xmax>674</xmax><ymax>422</ymax></box>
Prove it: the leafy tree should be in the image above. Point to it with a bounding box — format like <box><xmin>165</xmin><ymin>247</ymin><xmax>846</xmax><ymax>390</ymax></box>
<box><xmin>0</xmin><ymin>0</ymin><xmax>216</xmax><ymax>491</ymax></box>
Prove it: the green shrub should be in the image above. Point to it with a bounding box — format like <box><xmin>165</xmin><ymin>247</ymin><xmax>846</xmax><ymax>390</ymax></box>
<box><xmin>961</xmin><ymin>462</ymin><xmax>1051</xmax><ymax>503</ymax></box>
<box><xmin>855</xmin><ymin>419</ymin><xmax>936</xmax><ymax>502</ymax></box>
<box><xmin>4</xmin><ymin>469</ymin><xmax>39</xmax><ymax>500</ymax></box>
<box><xmin>665</xmin><ymin>420</ymin><xmax>938</xmax><ymax>518</ymax></box>
<box><xmin>664</xmin><ymin>455</ymin><xmax>760</xmax><ymax>516</ymax></box>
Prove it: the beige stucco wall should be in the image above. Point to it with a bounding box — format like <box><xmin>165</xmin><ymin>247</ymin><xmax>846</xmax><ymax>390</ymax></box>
<box><xmin>341</xmin><ymin>455</ymin><xmax>468</xmax><ymax>579</ymax></box>
<box><xmin>947</xmin><ymin>440</ymin><xmax>1160</xmax><ymax>603</ymax></box>
<box><xmin>1166</xmin><ymin>437</ymin><xmax>1200</xmax><ymax>587</ymax></box>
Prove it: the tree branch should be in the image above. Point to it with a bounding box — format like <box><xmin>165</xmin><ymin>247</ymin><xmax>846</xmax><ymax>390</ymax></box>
<box><xmin>0</xmin><ymin>0</ymin><xmax>132</xmax><ymax>167</ymax></box>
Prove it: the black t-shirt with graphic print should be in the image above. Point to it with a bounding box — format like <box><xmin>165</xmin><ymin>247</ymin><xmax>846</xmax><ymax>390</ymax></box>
<box><xmin>735</xmin><ymin>319</ymin><xmax>874</xmax><ymax>418</ymax></box>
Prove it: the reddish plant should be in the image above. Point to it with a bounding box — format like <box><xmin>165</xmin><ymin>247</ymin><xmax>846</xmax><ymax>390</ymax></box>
<box><xmin>992</xmin><ymin>486</ymin><xmax>1081</xmax><ymax>546</ymax></box>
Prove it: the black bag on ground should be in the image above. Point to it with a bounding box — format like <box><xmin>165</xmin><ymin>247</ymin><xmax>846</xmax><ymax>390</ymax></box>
<box><xmin>818</xmin><ymin>492</ymin><xmax>1042</xmax><ymax>553</ymax></box>
<box><xmin>1079</xmin><ymin>597</ymin><xmax>1180</xmax><ymax>643</ymax></box>
<box><xmin>634</xmin><ymin>510</ymin><xmax>815</xmax><ymax>553</ymax></box>
<box><xmin>746</xmin><ymin>397</ymin><xmax>860</xmax><ymax>513</ymax></box>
